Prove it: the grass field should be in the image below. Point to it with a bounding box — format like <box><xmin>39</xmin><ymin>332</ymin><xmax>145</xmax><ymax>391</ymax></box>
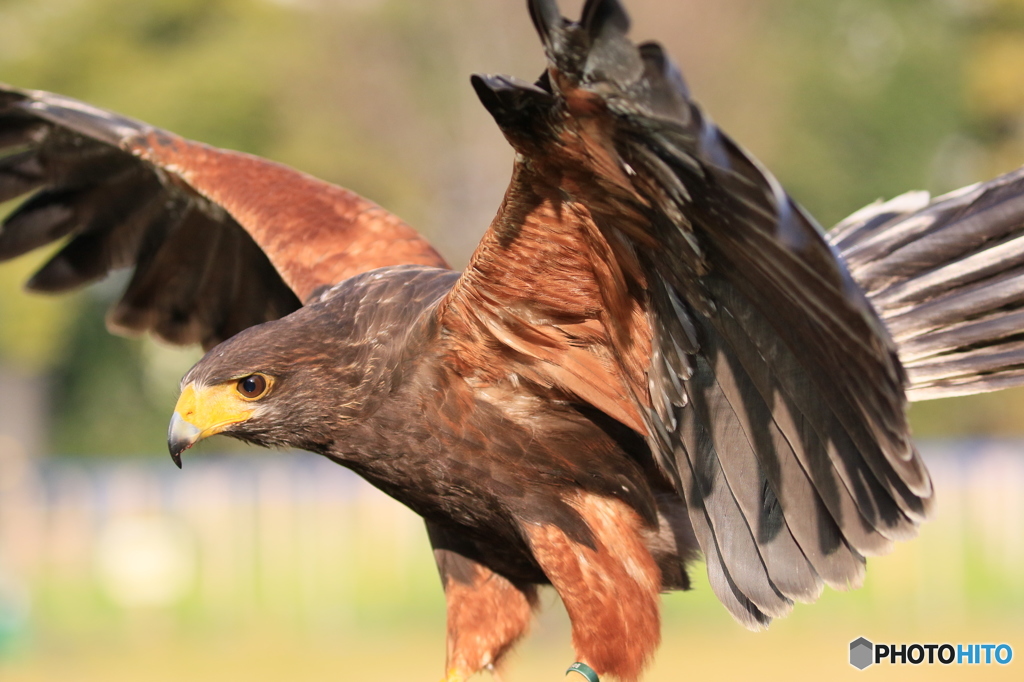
<box><xmin>3</xmin><ymin>607</ymin><xmax>1021</xmax><ymax>681</ymax></box>
<box><xmin>1</xmin><ymin>441</ymin><xmax>1022</xmax><ymax>680</ymax></box>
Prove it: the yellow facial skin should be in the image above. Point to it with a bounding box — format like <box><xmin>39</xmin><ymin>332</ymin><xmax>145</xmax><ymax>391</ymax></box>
<box><xmin>167</xmin><ymin>378</ymin><xmax>271</xmax><ymax>467</ymax></box>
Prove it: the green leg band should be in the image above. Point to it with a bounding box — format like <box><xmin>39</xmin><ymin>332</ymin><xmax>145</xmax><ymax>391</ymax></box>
<box><xmin>566</xmin><ymin>662</ymin><xmax>600</xmax><ymax>682</ymax></box>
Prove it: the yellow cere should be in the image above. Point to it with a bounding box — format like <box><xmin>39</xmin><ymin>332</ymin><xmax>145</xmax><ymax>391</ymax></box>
<box><xmin>172</xmin><ymin>382</ymin><xmax>261</xmax><ymax>440</ymax></box>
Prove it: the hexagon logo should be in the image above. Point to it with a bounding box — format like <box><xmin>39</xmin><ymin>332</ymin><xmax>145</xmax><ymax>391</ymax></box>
<box><xmin>850</xmin><ymin>637</ymin><xmax>874</xmax><ymax>670</ymax></box>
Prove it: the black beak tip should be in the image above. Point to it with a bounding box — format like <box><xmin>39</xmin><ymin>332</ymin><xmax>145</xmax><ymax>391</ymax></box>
<box><xmin>167</xmin><ymin>412</ymin><xmax>201</xmax><ymax>470</ymax></box>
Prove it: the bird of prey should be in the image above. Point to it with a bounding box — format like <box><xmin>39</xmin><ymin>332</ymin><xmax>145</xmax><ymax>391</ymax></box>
<box><xmin>3</xmin><ymin>0</ymin><xmax>1024</xmax><ymax>680</ymax></box>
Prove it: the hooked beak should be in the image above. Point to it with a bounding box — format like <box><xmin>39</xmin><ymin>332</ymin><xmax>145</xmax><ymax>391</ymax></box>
<box><xmin>167</xmin><ymin>382</ymin><xmax>257</xmax><ymax>468</ymax></box>
<box><xmin>167</xmin><ymin>411</ymin><xmax>201</xmax><ymax>468</ymax></box>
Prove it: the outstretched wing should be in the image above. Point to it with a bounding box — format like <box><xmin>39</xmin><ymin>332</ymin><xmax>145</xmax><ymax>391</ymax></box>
<box><xmin>829</xmin><ymin>167</ymin><xmax>1024</xmax><ymax>401</ymax></box>
<box><xmin>437</xmin><ymin>0</ymin><xmax>931</xmax><ymax>629</ymax></box>
<box><xmin>0</xmin><ymin>84</ymin><xmax>447</xmax><ymax>349</ymax></box>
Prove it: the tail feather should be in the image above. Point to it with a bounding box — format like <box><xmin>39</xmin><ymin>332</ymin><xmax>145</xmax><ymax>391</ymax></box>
<box><xmin>872</xmin><ymin>234</ymin><xmax>1024</xmax><ymax>313</ymax></box>
<box><xmin>830</xmin><ymin>167</ymin><xmax>1024</xmax><ymax>401</ymax></box>
<box><xmin>905</xmin><ymin>341</ymin><xmax>1024</xmax><ymax>389</ymax></box>
<box><xmin>897</xmin><ymin>309</ymin><xmax>1024</xmax><ymax>362</ymax></box>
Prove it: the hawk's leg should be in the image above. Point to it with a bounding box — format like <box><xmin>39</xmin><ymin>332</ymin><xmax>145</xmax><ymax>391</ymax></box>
<box><xmin>427</xmin><ymin>522</ymin><xmax>538</xmax><ymax>681</ymax></box>
<box><xmin>523</xmin><ymin>493</ymin><xmax>662</xmax><ymax>682</ymax></box>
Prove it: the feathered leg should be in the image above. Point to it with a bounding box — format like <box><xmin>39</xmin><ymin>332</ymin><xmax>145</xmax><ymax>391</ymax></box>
<box><xmin>427</xmin><ymin>523</ymin><xmax>538</xmax><ymax>681</ymax></box>
<box><xmin>523</xmin><ymin>493</ymin><xmax>662</xmax><ymax>682</ymax></box>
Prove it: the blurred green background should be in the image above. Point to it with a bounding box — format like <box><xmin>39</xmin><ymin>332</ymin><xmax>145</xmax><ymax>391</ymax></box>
<box><xmin>0</xmin><ymin>0</ymin><xmax>1023</xmax><ymax>680</ymax></box>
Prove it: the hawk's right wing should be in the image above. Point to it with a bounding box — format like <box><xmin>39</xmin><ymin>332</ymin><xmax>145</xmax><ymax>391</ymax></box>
<box><xmin>0</xmin><ymin>84</ymin><xmax>448</xmax><ymax>349</ymax></box>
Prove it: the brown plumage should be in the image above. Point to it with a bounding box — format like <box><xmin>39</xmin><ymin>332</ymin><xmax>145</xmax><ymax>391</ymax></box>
<box><xmin>4</xmin><ymin>1</ymin><xmax>1024</xmax><ymax>680</ymax></box>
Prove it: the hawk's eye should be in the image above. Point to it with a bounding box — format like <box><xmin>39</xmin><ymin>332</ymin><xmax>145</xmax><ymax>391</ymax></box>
<box><xmin>237</xmin><ymin>374</ymin><xmax>269</xmax><ymax>399</ymax></box>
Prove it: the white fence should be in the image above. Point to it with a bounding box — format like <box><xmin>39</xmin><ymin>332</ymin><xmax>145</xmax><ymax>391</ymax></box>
<box><xmin>1</xmin><ymin>440</ymin><xmax>1023</xmax><ymax>646</ymax></box>
<box><xmin>0</xmin><ymin>451</ymin><xmax>439</xmax><ymax>645</ymax></box>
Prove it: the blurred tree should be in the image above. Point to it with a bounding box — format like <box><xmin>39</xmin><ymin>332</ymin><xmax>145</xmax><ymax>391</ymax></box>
<box><xmin>766</xmin><ymin>0</ymin><xmax>965</xmax><ymax>225</ymax></box>
<box><xmin>0</xmin><ymin>249</ymin><xmax>74</xmax><ymax>374</ymax></box>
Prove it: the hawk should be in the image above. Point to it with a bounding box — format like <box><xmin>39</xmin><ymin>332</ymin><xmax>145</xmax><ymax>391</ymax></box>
<box><xmin>3</xmin><ymin>1</ymin><xmax>1024</xmax><ymax>679</ymax></box>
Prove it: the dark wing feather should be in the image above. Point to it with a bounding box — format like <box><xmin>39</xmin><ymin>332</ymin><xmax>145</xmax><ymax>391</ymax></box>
<box><xmin>438</xmin><ymin>0</ymin><xmax>930</xmax><ymax>628</ymax></box>
<box><xmin>0</xmin><ymin>84</ymin><xmax>447</xmax><ymax>349</ymax></box>
<box><xmin>830</xmin><ymin>168</ymin><xmax>1024</xmax><ymax>400</ymax></box>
